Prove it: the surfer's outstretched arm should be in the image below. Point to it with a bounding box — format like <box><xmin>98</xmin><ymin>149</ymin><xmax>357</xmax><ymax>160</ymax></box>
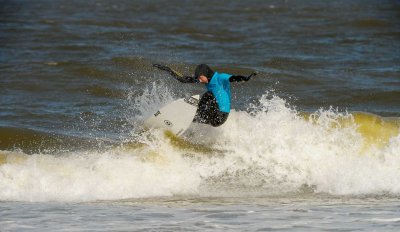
<box><xmin>153</xmin><ymin>64</ymin><xmax>197</xmax><ymax>83</ymax></box>
<box><xmin>229</xmin><ymin>73</ymin><xmax>257</xmax><ymax>82</ymax></box>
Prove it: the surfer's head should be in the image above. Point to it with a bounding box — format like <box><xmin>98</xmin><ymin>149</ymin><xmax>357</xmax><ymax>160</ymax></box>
<box><xmin>195</xmin><ymin>64</ymin><xmax>214</xmax><ymax>84</ymax></box>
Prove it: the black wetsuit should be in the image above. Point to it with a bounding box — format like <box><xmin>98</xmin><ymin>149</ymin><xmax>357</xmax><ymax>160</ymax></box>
<box><xmin>194</xmin><ymin>91</ymin><xmax>229</xmax><ymax>127</ymax></box>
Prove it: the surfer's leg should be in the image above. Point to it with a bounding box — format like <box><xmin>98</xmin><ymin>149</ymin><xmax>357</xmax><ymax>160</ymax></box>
<box><xmin>193</xmin><ymin>92</ymin><xmax>229</xmax><ymax>127</ymax></box>
<box><xmin>209</xmin><ymin>111</ymin><xmax>229</xmax><ymax>127</ymax></box>
<box><xmin>193</xmin><ymin>91</ymin><xmax>216</xmax><ymax>125</ymax></box>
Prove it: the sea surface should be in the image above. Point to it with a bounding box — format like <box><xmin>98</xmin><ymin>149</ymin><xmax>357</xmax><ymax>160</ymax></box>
<box><xmin>1</xmin><ymin>0</ymin><xmax>400</xmax><ymax>231</ymax></box>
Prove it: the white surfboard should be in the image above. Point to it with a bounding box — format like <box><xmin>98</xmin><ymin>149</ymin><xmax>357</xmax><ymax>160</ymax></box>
<box><xmin>144</xmin><ymin>95</ymin><xmax>200</xmax><ymax>136</ymax></box>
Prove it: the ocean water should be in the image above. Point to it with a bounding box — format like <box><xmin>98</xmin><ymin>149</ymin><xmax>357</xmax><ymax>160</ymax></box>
<box><xmin>1</xmin><ymin>0</ymin><xmax>400</xmax><ymax>231</ymax></box>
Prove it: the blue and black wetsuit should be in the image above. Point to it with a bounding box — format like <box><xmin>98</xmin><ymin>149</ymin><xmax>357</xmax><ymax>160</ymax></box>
<box><xmin>153</xmin><ymin>64</ymin><xmax>255</xmax><ymax>127</ymax></box>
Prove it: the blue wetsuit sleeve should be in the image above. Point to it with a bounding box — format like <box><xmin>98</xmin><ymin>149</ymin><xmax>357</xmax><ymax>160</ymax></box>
<box><xmin>219</xmin><ymin>73</ymin><xmax>232</xmax><ymax>82</ymax></box>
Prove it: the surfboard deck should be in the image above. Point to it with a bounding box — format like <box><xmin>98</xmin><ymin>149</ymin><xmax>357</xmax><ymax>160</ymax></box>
<box><xmin>144</xmin><ymin>95</ymin><xmax>200</xmax><ymax>136</ymax></box>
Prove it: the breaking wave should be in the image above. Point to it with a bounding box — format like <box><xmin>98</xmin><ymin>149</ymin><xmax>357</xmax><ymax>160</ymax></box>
<box><xmin>0</xmin><ymin>90</ymin><xmax>399</xmax><ymax>202</ymax></box>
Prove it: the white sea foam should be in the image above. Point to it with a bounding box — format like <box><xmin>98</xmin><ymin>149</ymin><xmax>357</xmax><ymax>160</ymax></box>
<box><xmin>0</xmin><ymin>91</ymin><xmax>399</xmax><ymax>202</ymax></box>
<box><xmin>126</xmin><ymin>81</ymin><xmax>176</xmax><ymax>123</ymax></box>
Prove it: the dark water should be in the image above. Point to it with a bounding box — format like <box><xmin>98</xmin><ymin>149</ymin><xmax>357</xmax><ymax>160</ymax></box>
<box><xmin>1</xmin><ymin>0</ymin><xmax>399</xmax><ymax>145</ymax></box>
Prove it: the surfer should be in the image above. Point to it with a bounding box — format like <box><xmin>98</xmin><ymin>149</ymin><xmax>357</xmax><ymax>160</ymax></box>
<box><xmin>153</xmin><ymin>64</ymin><xmax>256</xmax><ymax>127</ymax></box>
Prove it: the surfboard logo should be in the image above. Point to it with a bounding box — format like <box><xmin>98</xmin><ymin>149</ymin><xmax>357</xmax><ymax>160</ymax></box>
<box><xmin>164</xmin><ymin>120</ymin><xmax>173</xmax><ymax>127</ymax></box>
<box><xmin>184</xmin><ymin>96</ymin><xmax>199</xmax><ymax>106</ymax></box>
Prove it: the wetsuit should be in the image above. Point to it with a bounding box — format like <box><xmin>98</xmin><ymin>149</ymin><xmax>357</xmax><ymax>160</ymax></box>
<box><xmin>153</xmin><ymin>64</ymin><xmax>255</xmax><ymax>127</ymax></box>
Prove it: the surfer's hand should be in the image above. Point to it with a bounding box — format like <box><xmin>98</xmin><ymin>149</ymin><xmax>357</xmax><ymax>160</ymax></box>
<box><xmin>153</xmin><ymin>64</ymin><xmax>185</xmax><ymax>80</ymax></box>
<box><xmin>245</xmin><ymin>72</ymin><xmax>257</xmax><ymax>81</ymax></box>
